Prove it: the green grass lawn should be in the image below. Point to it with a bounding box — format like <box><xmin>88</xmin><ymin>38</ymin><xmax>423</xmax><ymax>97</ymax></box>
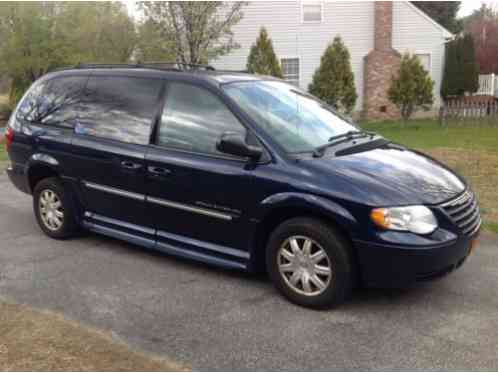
<box><xmin>363</xmin><ymin>119</ymin><xmax>498</xmax><ymax>234</ymax></box>
<box><xmin>363</xmin><ymin>119</ymin><xmax>498</xmax><ymax>155</ymax></box>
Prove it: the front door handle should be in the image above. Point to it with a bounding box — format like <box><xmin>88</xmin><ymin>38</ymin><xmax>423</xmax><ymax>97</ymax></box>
<box><xmin>148</xmin><ymin>166</ymin><xmax>171</xmax><ymax>177</ymax></box>
<box><xmin>121</xmin><ymin>160</ymin><xmax>142</xmax><ymax>170</ymax></box>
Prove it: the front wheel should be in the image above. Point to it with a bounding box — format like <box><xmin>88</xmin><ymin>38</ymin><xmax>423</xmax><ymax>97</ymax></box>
<box><xmin>266</xmin><ymin>217</ymin><xmax>353</xmax><ymax>309</ymax></box>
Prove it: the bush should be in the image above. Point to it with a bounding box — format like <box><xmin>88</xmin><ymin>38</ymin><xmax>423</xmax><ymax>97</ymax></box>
<box><xmin>388</xmin><ymin>53</ymin><xmax>435</xmax><ymax>120</ymax></box>
<box><xmin>308</xmin><ymin>36</ymin><xmax>357</xmax><ymax>114</ymax></box>
<box><xmin>246</xmin><ymin>27</ymin><xmax>283</xmax><ymax>78</ymax></box>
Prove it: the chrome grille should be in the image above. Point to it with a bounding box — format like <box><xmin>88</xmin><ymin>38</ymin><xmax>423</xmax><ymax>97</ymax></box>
<box><xmin>440</xmin><ymin>191</ymin><xmax>481</xmax><ymax>236</ymax></box>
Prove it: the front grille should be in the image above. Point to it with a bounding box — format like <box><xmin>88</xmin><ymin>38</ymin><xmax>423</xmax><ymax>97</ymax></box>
<box><xmin>440</xmin><ymin>190</ymin><xmax>481</xmax><ymax>236</ymax></box>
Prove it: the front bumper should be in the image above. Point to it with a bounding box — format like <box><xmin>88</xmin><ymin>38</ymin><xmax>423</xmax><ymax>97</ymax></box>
<box><xmin>354</xmin><ymin>229</ymin><xmax>479</xmax><ymax>288</ymax></box>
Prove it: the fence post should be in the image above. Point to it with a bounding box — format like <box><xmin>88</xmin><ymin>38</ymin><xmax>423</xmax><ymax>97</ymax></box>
<box><xmin>439</xmin><ymin>104</ymin><xmax>445</xmax><ymax>127</ymax></box>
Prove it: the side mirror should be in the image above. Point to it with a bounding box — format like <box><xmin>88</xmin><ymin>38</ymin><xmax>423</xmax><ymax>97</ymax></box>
<box><xmin>216</xmin><ymin>133</ymin><xmax>263</xmax><ymax>160</ymax></box>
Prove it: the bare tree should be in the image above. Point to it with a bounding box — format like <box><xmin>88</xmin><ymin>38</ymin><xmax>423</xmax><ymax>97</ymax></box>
<box><xmin>137</xmin><ymin>2</ymin><xmax>246</xmax><ymax>64</ymax></box>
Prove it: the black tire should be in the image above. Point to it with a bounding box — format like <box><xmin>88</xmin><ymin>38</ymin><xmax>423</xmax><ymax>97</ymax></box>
<box><xmin>33</xmin><ymin>177</ymin><xmax>79</xmax><ymax>239</ymax></box>
<box><xmin>266</xmin><ymin>217</ymin><xmax>353</xmax><ymax>309</ymax></box>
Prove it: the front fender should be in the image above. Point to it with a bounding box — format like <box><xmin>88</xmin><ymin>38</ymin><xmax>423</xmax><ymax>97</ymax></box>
<box><xmin>257</xmin><ymin>192</ymin><xmax>358</xmax><ymax>232</ymax></box>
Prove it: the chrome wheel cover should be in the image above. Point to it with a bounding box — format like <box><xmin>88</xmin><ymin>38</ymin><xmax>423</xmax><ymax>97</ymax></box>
<box><xmin>278</xmin><ymin>235</ymin><xmax>332</xmax><ymax>297</ymax></box>
<box><xmin>39</xmin><ymin>189</ymin><xmax>64</xmax><ymax>231</ymax></box>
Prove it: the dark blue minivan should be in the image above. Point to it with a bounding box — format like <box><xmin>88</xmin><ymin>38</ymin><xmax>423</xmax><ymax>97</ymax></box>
<box><xmin>4</xmin><ymin>64</ymin><xmax>481</xmax><ymax>308</ymax></box>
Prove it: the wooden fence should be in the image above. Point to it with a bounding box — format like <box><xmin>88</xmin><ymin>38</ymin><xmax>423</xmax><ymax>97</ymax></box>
<box><xmin>439</xmin><ymin>99</ymin><xmax>498</xmax><ymax>126</ymax></box>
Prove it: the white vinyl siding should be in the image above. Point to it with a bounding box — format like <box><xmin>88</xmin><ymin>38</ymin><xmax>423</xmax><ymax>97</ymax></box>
<box><xmin>281</xmin><ymin>58</ymin><xmax>300</xmax><ymax>86</ymax></box>
<box><xmin>393</xmin><ymin>2</ymin><xmax>450</xmax><ymax>107</ymax></box>
<box><xmin>211</xmin><ymin>1</ymin><xmax>374</xmax><ymax>111</ymax></box>
<box><xmin>212</xmin><ymin>1</ymin><xmax>450</xmax><ymax>112</ymax></box>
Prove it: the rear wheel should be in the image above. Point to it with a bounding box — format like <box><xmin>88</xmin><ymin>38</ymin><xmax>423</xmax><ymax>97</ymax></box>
<box><xmin>266</xmin><ymin>217</ymin><xmax>353</xmax><ymax>309</ymax></box>
<box><xmin>33</xmin><ymin>177</ymin><xmax>79</xmax><ymax>239</ymax></box>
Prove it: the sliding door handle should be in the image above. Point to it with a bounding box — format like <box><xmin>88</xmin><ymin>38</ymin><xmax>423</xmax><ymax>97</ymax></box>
<box><xmin>121</xmin><ymin>161</ymin><xmax>142</xmax><ymax>170</ymax></box>
<box><xmin>148</xmin><ymin>166</ymin><xmax>171</xmax><ymax>177</ymax></box>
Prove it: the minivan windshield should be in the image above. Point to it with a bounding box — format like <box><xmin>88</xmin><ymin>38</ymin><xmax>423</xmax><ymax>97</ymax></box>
<box><xmin>223</xmin><ymin>80</ymin><xmax>359</xmax><ymax>153</ymax></box>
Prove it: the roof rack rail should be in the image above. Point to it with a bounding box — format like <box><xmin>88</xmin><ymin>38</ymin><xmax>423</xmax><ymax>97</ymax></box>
<box><xmin>76</xmin><ymin>63</ymin><xmax>142</xmax><ymax>69</ymax></box>
<box><xmin>49</xmin><ymin>61</ymin><xmax>228</xmax><ymax>74</ymax></box>
<box><xmin>141</xmin><ymin>62</ymin><xmax>216</xmax><ymax>71</ymax></box>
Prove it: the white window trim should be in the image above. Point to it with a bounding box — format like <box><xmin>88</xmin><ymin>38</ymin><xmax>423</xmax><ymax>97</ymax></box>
<box><xmin>300</xmin><ymin>1</ymin><xmax>323</xmax><ymax>24</ymax></box>
<box><xmin>280</xmin><ymin>56</ymin><xmax>301</xmax><ymax>88</ymax></box>
<box><xmin>413</xmin><ymin>51</ymin><xmax>432</xmax><ymax>73</ymax></box>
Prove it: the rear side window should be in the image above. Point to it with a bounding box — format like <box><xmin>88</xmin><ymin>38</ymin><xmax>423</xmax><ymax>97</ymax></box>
<box><xmin>39</xmin><ymin>76</ymin><xmax>88</xmax><ymax>128</ymax></box>
<box><xmin>77</xmin><ymin>76</ymin><xmax>163</xmax><ymax>145</ymax></box>
<box><xmin>15</xmin><ymin>76</ymin><xmax>87</xmax><ymax>128</ymax></box>
<box><xmin>157</xmin><ymin>82</ymin><xmax>246</xmax><ymax>156</ymax></box>
<box><xmin>10</xmin><ymin>79</ymin><xmax>46</xmax><ymax>130</ymax></box>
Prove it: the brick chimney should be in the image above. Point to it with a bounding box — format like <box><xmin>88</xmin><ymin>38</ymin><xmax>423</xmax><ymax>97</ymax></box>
<box><xmin>363</xmin><ymin>2</ymin><xmax>401</xmax><ymax>120</ymax></box>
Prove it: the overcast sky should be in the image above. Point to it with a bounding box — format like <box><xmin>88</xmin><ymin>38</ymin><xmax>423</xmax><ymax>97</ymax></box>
<box><xmin>459</xmin><ymin>0</ymin><xmax>496</xmax><ymax>17</ymax></box>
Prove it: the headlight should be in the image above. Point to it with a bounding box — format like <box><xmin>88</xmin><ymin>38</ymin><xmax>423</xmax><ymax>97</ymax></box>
<box><xmin>370</xmin><ymin>206</ymin><xmax>438</xmax><ymax>235</ymax></box>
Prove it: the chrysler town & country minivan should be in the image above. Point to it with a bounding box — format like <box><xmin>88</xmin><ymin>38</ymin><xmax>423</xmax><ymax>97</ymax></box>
<box><xmin>4</xmin><ymin>64</ymin><xmax>481</xmax><ymax>308</ymax></box>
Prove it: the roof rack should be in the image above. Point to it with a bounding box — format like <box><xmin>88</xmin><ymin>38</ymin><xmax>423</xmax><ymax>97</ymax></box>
<box><xmin>141</xmin><ymin>62</ymin><xmax>216</xmax><ymax>71</ymax></box>
<box><xmin>51</xmin><ymin>61</ymin><xmax>217</xmax><ymax>73</ymax></box>
<box><xmin>51</xmin><ymin>62</ymin><xmax>216</xmax><ymax>73</ymax></box>
<box><xmin>50</xmin><ymin>62</ymin><xmax>255</xmax><ymax>76</ymax></box>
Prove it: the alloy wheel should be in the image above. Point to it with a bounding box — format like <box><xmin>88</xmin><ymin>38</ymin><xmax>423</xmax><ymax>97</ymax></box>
<box><xmin>277</xmin><ymin>235</ymin><xmax>332</xmax><ymax>296</ymax></box>
<box><xmin>39</xmin><ymin>189</ymin><xmax>64</xmax><ymax>231</ymax></box>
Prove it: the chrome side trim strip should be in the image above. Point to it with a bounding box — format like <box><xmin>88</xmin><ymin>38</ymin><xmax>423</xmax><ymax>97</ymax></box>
<box><xmin>83</xmin><ymin>181</ymin><xmax>145</xmax><ymax>201</ymax></box>
<box><xmin>157</xmin><ymin>230</ymin><xmax>249</xmax><ymax>259</ymax></box>
<box><xmin>147</xmin><ymin>196</ymin><xmax>233</xmax><ymax>221</ymax></box>
<box><xmin>83</xmin><ymin>181</ymin><xmax>232</xmax><ymax>221</ymax></box>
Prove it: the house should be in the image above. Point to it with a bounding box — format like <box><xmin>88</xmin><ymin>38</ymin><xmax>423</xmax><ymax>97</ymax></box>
<box><xmin>211</xmin><ymin>1</ymin><xmax>453</xmax><ymax>120</ymax></box>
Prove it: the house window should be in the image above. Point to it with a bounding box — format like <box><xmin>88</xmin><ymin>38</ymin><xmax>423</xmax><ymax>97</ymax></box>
<box><xmin>302</xmin><ymin>2</ymin><xmax>322</xmax><ymax>23</ymax></box>
<box><xmin>281</xmin><ymin>58</ymin><xmax>300</xmax><ymax>87</ymax></box>
<box><xmin>415</xmin><ymin>53</ymin><xmax>431</xmax><ymax>73</ymax></box>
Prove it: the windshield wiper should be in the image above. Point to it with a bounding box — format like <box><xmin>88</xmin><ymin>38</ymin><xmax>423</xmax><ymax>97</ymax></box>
<box><xmin>313</xmin><ymin>130</ymin><xmax>376</xmax><ymax>157</ymax></box>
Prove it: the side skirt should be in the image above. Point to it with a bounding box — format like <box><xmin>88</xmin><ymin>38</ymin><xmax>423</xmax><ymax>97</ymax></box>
<box><xmin>82</xmin><ymin>212</ymin><xmax>249</xmax><ymax>271</ymax></box>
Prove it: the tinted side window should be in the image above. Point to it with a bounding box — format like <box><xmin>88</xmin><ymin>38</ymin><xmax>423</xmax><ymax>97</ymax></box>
<box><xmin>78</xmin><ymin>76</ymin><xmax>162</xmax><ymax>145</ymax></box>
<box><xmin>16</xmin><ymin>77</ymin><xmax>87</xmax><ymax>129</ymax></box>
<box><xmin>157</xmin><ymin>82</ymin><xmax>246</xmax><ymax>156</ymax></box>
<box><xmin>40</xmin><ymin>76</ymin><xmax>88</xmax><ymax>128</ymax></box>
<box><xmin>16</xmin><ymin>80</ymin><xmax>44</xmax><ymax>123</ymax></box>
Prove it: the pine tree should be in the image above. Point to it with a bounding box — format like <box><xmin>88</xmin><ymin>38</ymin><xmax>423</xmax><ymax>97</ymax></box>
<box><xmin>308</xmin><ymin>36</ymin><xmax>357</xmax><ymax>114</ymax></box>
<box><xmin>441</xmin><ymin>35</ymin><xmax>479</xmax><ymax>98</ymax></box>
<box><xmin>246</xmin><ymin>27</ymin><xmax>283</xmax><ymax>78</ymax></box>
<box><xmin>441</xmin><ymin>41</ymin><xmax>458</xmax><ymax>98</ymax></box>
<box><xmin>388</xmin><ymin>53</ymin><xmax>435</xmax><ymax>120</ymax></box>
<box><xmin>462</xmin><ymin>33</ymin><xmax>479</xmax><ymax>94</ymax></box>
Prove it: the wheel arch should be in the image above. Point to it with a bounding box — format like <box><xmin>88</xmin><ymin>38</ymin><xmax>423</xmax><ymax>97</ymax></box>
<box><xmin>25</xmin><ymin>154</ymin><xmax>61</xmax><ymax>192</ymax></box>
<box><xmin>250</xmin><ymin>193</ymin><xmax>359</xmax><ymax>274</ymax></box>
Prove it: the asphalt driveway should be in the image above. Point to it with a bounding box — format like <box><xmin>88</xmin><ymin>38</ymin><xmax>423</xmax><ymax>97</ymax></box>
<box><xmin>0</xmin><ymin>172</ymin><xmax>497</xmax><ymax>371</ymax></box>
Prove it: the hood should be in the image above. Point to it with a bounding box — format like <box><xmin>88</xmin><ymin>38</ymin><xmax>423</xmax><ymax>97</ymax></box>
<box><xmin>302</xmin><ymin>146</ymin><xmax>466</xmax><ymax>206</ymax></box>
